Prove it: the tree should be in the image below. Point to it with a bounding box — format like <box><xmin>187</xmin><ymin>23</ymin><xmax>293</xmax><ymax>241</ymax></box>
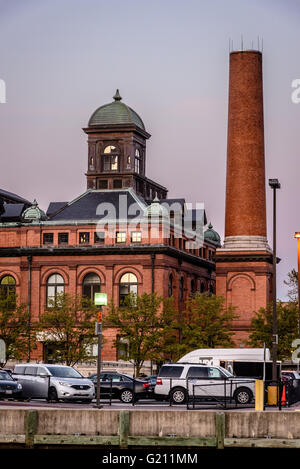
<box><xmin>105</xmin><ymin>292</ymin><xmax>177</xmax><ymax>376</ymax></box>
<box><xmin>176</xmin><ymin>293</ymin><xmax>237</xmax><ymax>359</ymax></box>
<box><xmin>284</xmin><ymin>269</ymin><xmax>298</xmax><ymax>302</ymax></box>
<box><xmin>0</xmin><ymin>293</ymin><xmax>32</xmax><ymax>365</ymax></box>
<box><xmin>248</xmin><ymin>302</ymin><xmax>298</xmax><ymax>360</ymax></box>
<box><xmin>39</xmin><ymin>293</ymin><xmax>99</xmax><ymax>366</ymax></box>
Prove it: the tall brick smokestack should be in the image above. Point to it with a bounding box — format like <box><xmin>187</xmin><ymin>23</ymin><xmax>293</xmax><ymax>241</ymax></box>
<box><xmin>224</xmin><ymin>50</ymin><xmax>269</xmax><ymax>251</ymax></box>
<box><xmin>216</xmin><ymin>49</ymin><xmax>273</xmax><ymax>347</ymax></box>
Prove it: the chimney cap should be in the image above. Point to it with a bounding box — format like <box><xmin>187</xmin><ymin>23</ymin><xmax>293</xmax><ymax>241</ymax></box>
<box><xmin>230</xmin><ymin>49</ymin><xmax>262</xmax><ymax>55</ymax></box>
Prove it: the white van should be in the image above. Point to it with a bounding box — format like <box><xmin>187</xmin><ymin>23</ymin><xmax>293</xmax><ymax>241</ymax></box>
<box><xmin>177</xmin><ymin>348</ymin><xmax>279</xmax><ymax>380</ymax></box>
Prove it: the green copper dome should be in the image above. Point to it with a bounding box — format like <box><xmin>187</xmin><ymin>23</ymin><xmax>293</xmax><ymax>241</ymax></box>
<box><xmin>22</xmin><ymin>199</ymin><xmax>47</xmax><ymax>222</ymax></box>
<box><xmin>204</xmin><ymin>223</ymin><xmax>221</xmax><ymax>247</ymax></box>
<box><xmin>88</xmin><ymin>90</ymin><xmax>145</xmax><ymax>130</ymax></box>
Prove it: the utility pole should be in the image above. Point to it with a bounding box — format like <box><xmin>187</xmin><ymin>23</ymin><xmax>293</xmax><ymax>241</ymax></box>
<box><xmin>269</xmin><ymin>178</ymin><xmax>281</xmax><ymax>382</ymax></box>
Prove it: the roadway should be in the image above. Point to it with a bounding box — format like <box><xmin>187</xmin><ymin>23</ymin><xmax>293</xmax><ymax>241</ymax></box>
<box><xmin>0</xmin><ymin>398</ymin><xmax>299</xmax><ymax>411</ymax></box>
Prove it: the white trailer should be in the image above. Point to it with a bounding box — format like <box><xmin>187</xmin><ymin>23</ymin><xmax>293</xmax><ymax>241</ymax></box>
<box><xmin>177</xmin><ymin>348</ymin><xmax>276</xmax><ymax>379</ymax></box>
<box><xmin>178</xmin><ymin>348</ymin><xmax>270</xmax><ymax>366</ymax></box>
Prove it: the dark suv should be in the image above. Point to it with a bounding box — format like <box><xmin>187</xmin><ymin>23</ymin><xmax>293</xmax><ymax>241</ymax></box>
<box><xmin>88</xmin><ymin>372</ymin><xmax>150</xmax><ymax>403</ymax></box>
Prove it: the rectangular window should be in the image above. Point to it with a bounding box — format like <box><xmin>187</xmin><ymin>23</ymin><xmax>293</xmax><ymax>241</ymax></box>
<box><xmin>79</xmin><ymin>232</ymin><xmax>90</xmax><ymax>244</ymax></box>
<box><xmin>43</xmin><ymin>233</ymin><xmax>54</xmax><ymax>244</ymax></box>
<box><xmin>94</xmin><ymin>231</ymin><xmax>105</xmax><ymax>244</ymax></box>
<box><xmin>187</xmin><ymin>367</ymin><xmax>209</xmax><ymax>379</ymax></box>
<box><xmin>158</xmin><ymin>365</ymin><xmax>184</xmax><ymax>378</ymax></box>
<box><xmin>103</xmin><ymin>156</ymin><xmax>110</xmax><ymax>171</ymax></box>
<box><xmin>103</xmin><ymin>155</ymin><xmax>118</xmax><ymax>171</ymax></box>
<box><xmin>97</xmin><ymin>179</ymin><xmax>108</xmax><ymax>189</ymax></box>
<box><xmin>117</xmin><ymin>335</ymin><xmax>129</xmax><ymax>361</ymax></box>
<box><xmin>58</xmin><ymin>233</ymin><xmax>69</xmax><ymax>245</ymax></box>
<box><xmin>116</xmin><ymin>232</ymin><xmax>126</xmax><ymax>243</ymax></box>
<box><xmin>131</xmin><ymin>231</ymin><xmax>142</xmax><ymax>243</ymax></box>
<box><xmin>113</xmin><ymin>179</ymin><xmax>122</xmax><ymax>189</ymax></box>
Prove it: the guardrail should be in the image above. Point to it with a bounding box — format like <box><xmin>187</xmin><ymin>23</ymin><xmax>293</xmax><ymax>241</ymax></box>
<box><xmin>5</xmin><ymin>374</ymin><xmax>300</xmax><ymax>410</ymax></box>
<box><xmin>188</xmin><ymin>379</ymin><xmax>255</xmax><ymax>409</ymax></box>
<box><xmin>92</xmin><ymin>376</ymin><xmax>300</xmax><ymax>410</ymax></box>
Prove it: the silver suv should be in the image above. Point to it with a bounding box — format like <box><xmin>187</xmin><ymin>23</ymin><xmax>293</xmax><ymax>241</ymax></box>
<box><xmin>154</xmin><ymin>363</ymin><xmax>255</xmax><ymax>404</ymax></box>
<box><xmin>13</xmin><ymin>364</ymin><xmax>95</xmax><ymax>402</ymax></box>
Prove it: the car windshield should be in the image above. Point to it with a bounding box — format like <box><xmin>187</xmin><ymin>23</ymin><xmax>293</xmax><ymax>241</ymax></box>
<box><xmin>45</xmin><ymin>366</ymin><xmax>83</xmax><ymax>378</ymax></box>
<box><xmin>0</xmin><ymin>370</ymin><xmax>13</xmax><ymax>381</ymax></box>
<box><xmin>221</xmin><ymin>368</ymin><xmax>234</xmax><ymax>378</ymax></box>
<box><xmin>120</xmin><ymin>374</ymin><xmax>133</xmax><ymax>381</ymax></box>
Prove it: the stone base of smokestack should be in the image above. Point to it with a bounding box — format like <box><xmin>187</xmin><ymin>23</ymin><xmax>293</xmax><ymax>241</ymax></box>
<box><xmin>222</xmin><ymin>235</ymin><xmax>271</xmax><ymax>251</ymax></box>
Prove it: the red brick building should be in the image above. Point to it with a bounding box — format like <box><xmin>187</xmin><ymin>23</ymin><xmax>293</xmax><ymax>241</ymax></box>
<box><xmin>0</xmin><ymin>91</ymin><xmax>219</xmax><ymax>361</ymax></box>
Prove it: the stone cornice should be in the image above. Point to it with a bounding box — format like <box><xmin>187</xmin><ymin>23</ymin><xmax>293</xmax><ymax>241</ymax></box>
<box><xmin>0</xmin><ymin>245</ymin><xmax>216</xmax><ymax>271</ymax></box>
<box><xmin>215</xmin><ymin>251</ymin><xmax>280</xmax><ymax>265</ymax></box>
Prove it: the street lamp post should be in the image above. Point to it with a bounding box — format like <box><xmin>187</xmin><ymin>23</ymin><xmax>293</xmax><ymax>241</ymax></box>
<box><xmin>294</xmin><ymin>232</ymin><xmax>300</xmax><ymax>338</ymax></box>
<box><xmin>95</xmin><ymin>306</ymin><xmax>103</xmax><ymax>409</ymax></box>
<box><xmin>93</xmin><ymin>292</ymin><xmax>107</xmax><ymax>409</ymax></box>
<box><xmin>269</xmin><ymin>178</ymin><xmax>281</xmax><ymax>382</ymax></box>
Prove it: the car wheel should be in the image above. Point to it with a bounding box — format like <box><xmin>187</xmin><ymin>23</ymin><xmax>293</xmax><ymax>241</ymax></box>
<box><xmin>170</xmin><ymin>387</ymin><xmax>187</xmax><ymax>404</ymax></box>
<box><xmin>120</xmin><ymin>389</ymin><xmax>134</xmax><ymax>403</ymax></box>
<box><xmin>48</xmin><ymin>387</ymin><xmax>58</xmax><ymax>402</ymax></box>
<box><xmin>234</xmin><ymin>387</ymin><xmax>252</xmax><ymax>405</ymax></box>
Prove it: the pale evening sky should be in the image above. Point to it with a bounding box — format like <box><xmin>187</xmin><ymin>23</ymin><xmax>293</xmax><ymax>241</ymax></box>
<box><xmin>0</xmin><ymin>0</ymin><xmax>299</xmax><ymax>299</ymax></box>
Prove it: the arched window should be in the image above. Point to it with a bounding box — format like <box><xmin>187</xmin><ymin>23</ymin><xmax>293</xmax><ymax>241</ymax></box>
<box><xmin>134</xmin><ymin>149</ymin><xmax>142</xmax><ymax>174</ymax></box>
<box><xmin>200</xmin><ymin>282</ymin><xmax>205</xmax><ymax>293</ymax></box>
<box><xmin>103</xmin><ymin>145</ymin><xmax>119</xmax><ymax>171</ymax></box>
<box><xmin>47</xmin><ymin>274</ymin><xmax>65</xmax><ymax>307</ymax></box>
<box><xmin>168</xmin><ymin>274</ymin><xmax>173</xmax><ymax>297</ymax></box>
<box><xmin>119</xmin><ymin>273</ymin><xmax>138</xmax><ymax>305</ymax></box>
<box><xmin>179</xmin><ymin>277</ymin><xmax>184</xmax><ymax>302</ymax></box>
<box><xmin>82</xmin><ymin>273</ymin><xmax>101</xmax><ymax>301</ymax></box>
<box><xmin>0</xmin><ymin>275</ymin><xmax>16</xmax><ymax>302</ymax></box>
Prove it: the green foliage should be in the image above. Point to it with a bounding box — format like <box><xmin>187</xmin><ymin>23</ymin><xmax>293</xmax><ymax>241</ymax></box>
<box><xmin>284</xmin><ymin>269</ymin><xmax>298</xmax><ymax>302</ymax></box>
<box><xmin>248</xmin><ymin>302</ymin><xmax>299</xmax><ymax>360</ymax></box>
<box><xmin>0</xmin><ymin>293</ymin><xmax>31</xmax><ymax>364</ymax></box>
<box><xmin>39</xmin><ymin>293</ymin><xmax>98</xmax><ymax>366</ymax></box>
<box><xmin>105</xmin><ymin>292</ymin><xmax>177</xmax><ymax>376</ymax></box>
<box><xmin>176</xmin><ymin>293</ymin><xmax>237</xmax><ymax>360</ymax></box>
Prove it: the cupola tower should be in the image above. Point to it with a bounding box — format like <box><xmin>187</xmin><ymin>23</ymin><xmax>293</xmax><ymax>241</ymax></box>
<box><xmin>83</xmin><ymin>90</ymin><xmax>168</xmax><ymax>200</ymax></box>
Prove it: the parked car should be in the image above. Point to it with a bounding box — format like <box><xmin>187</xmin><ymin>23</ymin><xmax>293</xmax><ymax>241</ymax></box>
<box><xmin>0</xmin><ymin>369</ymin><xmax>22</xmax><ymax>399</ymax></box>
<box><xmin>281</xmin><ymin>370</ymin><xmax>300</xmax><ymax>384</ymax></box>
<box><xmin>13</xmin><ymin>364</ymin><xmax>95</xmax><ymax>402</ymax></box>
<box><xmin>281</xmin><ymin>370</ymin><xmax>300</xmax><ymax>402</ymax></box>
<box><xmin>142</xmin><ymin>375</ymin><xmax>157</xmax><ymax>397</ymax></box>
<box><xmin>88</xmin><ymin>372</ymin><xmax>150</xmax><ymax>403</ymax></box>
<box><xmin>154</xmin><ymin>363</ymin><xmax>255</xmax><ymax>404</ymax></box>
